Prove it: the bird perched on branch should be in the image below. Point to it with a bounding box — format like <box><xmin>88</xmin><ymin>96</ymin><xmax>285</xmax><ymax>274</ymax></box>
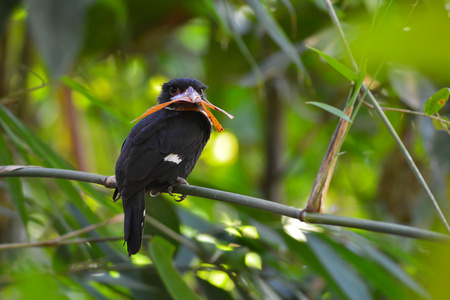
<box><xmin>113</xmin><ymin>78</ymin><xmax>233</xmax><ymax>256</ymax></box>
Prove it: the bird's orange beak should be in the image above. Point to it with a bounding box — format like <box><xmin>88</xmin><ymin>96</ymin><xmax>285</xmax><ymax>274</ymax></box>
<box><xmin>130</xmin><ymin>86</ymin><xmax>234</xmax><ymax>132</ymax></box>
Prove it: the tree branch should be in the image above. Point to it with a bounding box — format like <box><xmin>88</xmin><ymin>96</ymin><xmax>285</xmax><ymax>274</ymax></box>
<box><xmin>1</xmin><ymin>165</ymin><xmax>449</xmax><ymax>244</ymax></box>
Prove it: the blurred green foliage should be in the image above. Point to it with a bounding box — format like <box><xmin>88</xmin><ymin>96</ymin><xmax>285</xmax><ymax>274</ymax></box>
<box><xmin>0</xmin><ymin>0</ymin><xmax>449</xmax><ymax>299</ymax></box>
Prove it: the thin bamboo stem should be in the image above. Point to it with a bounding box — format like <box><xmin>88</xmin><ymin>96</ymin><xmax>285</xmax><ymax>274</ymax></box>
<box><xmin>322</xmin><ymin>0</ymin><xmax>450</xmax><ymax>233</ymax></box>
<box><xmin>1</xmin><ymin>166</ymin><xmax>449</xmax><ymax>244</ymax></box>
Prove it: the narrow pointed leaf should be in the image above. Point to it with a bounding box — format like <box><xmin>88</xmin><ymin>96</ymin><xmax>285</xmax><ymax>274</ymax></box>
<box><xmin>359</xmin><ymin>242</ymin><xmax>429</xmax><ymax>298</ymax></box>
<box><xmin>150</xmin><ymin>236</ymin><xmax>201</xmax><ymax>300</ymax></box>
<box><xmin>0</xmin><ymin>103</ymin><xmax>112</xmax><ymax>221</ymax></box>
<box><xmin>26</xmin><ymin>0</ymin><xmax>89</xmax><ymax>77</ymax></box>
<box><xmin>246</xmin><ymin>0</ymin><xmax>306</xmax><ymax>74</ymax></box>
<box><xmin>307</xmin><ymin>234</ymin><xmax>371</xmax><ymax>300</ymax></box>
<box><xmin>306</xmin><ymin>101</ymin><xmax>352</xmax><ymax>122</ymax></box>
<box><xmin>309</xmin><ymin>47</ymin><xmax>358</xmax><ymax>82</ymax></box>
<box><xmin>424</xmin><ymin>88</ymin><xmax>450</xmax><ymax>115</ymax></box>
<box><xmin>284</xmin><ymin>233</ymin><xmax>348</xmax><ymax>299</ymax></box>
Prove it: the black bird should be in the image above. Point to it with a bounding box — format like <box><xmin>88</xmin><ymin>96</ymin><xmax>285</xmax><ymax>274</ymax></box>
<box><xmin>113</xmin><ymin>78</ymin><xmax>233</xmax><ymax>256</ymax></box>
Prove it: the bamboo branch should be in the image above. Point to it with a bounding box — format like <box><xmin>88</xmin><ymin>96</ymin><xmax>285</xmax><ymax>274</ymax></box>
<box><xmin>363</xmin><ymin>102</ymin><xmax>450</xmax><ymax>126</ymax></box>
<box><xmin>323</xmin><ymin>0</ymin><xmax>450</xmax><ymax>233</ymax></box>
<box><xmin>301</xmin><ymin>212</ymin><xmax>450</xmax><ymax>244</ymax></box>
<box><xmin>364</xmin><ymin>89</ymin><xmax>450</xmax><ymax>232</ymax></box>
<box><xmin>323</xmin><ymin>0</ymin><xmax>358</xmax><ymax>72</ymax></box>
<box><xmin>0</xmin><ymin>166</ymin><xmax>449</xmax><ymax>244</ymax></box>
<box><xmin>305</xmin><ymin>106</ymin><xmax>353</xmax><ymax>212</ymax></box>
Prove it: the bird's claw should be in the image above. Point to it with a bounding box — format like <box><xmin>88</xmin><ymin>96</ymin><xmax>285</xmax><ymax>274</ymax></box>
<box><xmin>149</xmin><ymin>191</ymin><xmax>160</xmax><ymax>197</ymax></box>
<box><xmin>166</xmin><ymin>177</ymin><xmax>189</xmax><ymax>202</ymax></box>
<box><xmin>172</xmin><ymin>193</ymin><xmax>187</xmax><ymax>202</ymax></box>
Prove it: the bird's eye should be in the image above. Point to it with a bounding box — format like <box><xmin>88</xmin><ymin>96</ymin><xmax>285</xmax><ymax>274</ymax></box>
<box><xmin>198</xmin><ymin>88</ymin><xmax>204</xmax><ymax>95</ymax></box>
<box><xmin>169</xmin><ymin>87</ymin><xmax>179</xmax><ymax>96</ymax></box>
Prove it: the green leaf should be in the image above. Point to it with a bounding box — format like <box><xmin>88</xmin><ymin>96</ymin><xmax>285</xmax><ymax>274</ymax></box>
<box><xmin>336</xmin><ymin>245</ymin><xmax>410</xmax><ymax>299</ymax></box>
<box><xmin>97</xmin><ymin>0</ymin><xmax>128</xmax><ymax>25</ymax></box>
<box><xmin>309</xmin><ymin>47</ymin><xmax>358</xmax><ymax>82</ymax></box>
<box><xmin>432</xmin><ymin>116</ymin><xmax>450</xmax><ymax>133</ymax></box>
<box><xmin>306</xmin><ymin>101</ymin><xmax>353</xmax><ymax>123</ymax></box>
<box><xmin>196</xmin><ymin>277</ymin><xmax>233</xmax><ymax>300</ymax></box>
<box><xmin>358</xmin><ymin>241</ymin><xmax>429</xmax><ymax>298</ymax></box>
<box><xmin>61</xmin><ymin>76</ymin><xmax>130</xmax><ymax>124</ymax></box>
<box><xmin>246</xmin><ymin>0</ymin><xmax>306</xmax><ymax>74</ymax></box>
<box><xmin>150</xmin><ymin>236</ymin><xmax>201</xmax><ymax>300</ymax></box>
<box><xmin>307</xmin><ymin>234</ymin><xmax>371</xmax><ymax>300</ymax></box>
<box><xmin>0</xmin><ymin>103</ymin><xmax>111</xmax><ymax>224</ymax></box>
<box><xmin>321</xmin><ymin>232</ymin><xmax>420</xmax><ymax>299</ymax></box>
<box><xmin>424</xmin><ymin>88</ymin><xmax>450</xmax><ymax>115</ymax></box>
<box><xmin>0</xmin><ymin>103</ymin><xmax>71</xmax><ymax>169</ymax></box>
<box><xmin>0</xmin><ymin>101</ymin><xmax>115</xmax><ymax>212</ymax></box>
<box><xmin>284</xmin><ymin>233</ymin><xmax>348</xmax><ymax>299</ymax></box>
<box><xmin>0</xmin><ymin>0</ymin><xmax>17</xmax><ymax>34</ymax></box>
<box><xmin>27</xmin><ymin>0</ymin><xmax>89</xmax><ymax>77</ymax></box>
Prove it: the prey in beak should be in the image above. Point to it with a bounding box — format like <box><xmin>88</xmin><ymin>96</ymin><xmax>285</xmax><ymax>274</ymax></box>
<box><xmin>131</xmin><ymin>85</ymin><xmax>234</xmax><ymax>132</ymax></box>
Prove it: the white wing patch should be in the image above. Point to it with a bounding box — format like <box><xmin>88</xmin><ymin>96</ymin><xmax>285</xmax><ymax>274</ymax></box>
<box><xmin>164</xmin><ymin>153</ymin><xmax>182</xmax><ymax>164</ymax></box>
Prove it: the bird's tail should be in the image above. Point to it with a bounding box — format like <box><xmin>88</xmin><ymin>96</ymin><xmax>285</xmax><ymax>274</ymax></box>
<box><xmin>122</xmin><ymin>191</ymin><xmax>146</xmax><ymax>256</ymax></box>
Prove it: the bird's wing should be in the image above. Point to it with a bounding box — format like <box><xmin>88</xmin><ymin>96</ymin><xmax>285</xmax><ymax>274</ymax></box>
<box><xmin>116</xmin><ymin>111</ymin><xmax>210</xmax><ymax>199</ymax></box>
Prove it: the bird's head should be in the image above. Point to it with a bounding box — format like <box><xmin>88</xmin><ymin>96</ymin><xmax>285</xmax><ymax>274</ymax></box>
<box><xmin>131</xmin><ymin>78</ymin><xmax>233</xmax><ymax>132</ymax></box>
<box><xmin>158</xmin><ymin>78</ymin><xmax>207</xmax><ymax>104</ymax></box>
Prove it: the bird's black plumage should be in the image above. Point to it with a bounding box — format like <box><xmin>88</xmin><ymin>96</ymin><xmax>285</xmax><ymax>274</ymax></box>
<box><xmin>114</xmin><ymin>78</ymin><xmax>213</xmax><ymax>256</ymax></box>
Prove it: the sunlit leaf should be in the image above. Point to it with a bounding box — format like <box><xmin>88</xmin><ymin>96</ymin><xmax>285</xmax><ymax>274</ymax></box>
<box><xmin>424</xmin><ymin>88</ymin><xmax>450</xmax><ymax>115</ymax></box>
<box><xmin>150</xmin><ymin>236</ymin><xmax>201</xmax><ymax>300</ymax></box>
<box><xmin>196</xmin><ymin>278</ymin><xmax>233</xmax><ymax>300</ymax></box>
<box><xmin>306</xmin><ymin>101</ymin><xmax>353</xmax><ymax>122</ymax></box>
<box><xmin>309</xmin><ymin>47</ymin><xmax>358</xmax><ymax>82</ymax></box>
<box><xmin>245</xmin><ymin>252</ymin><xmax>262</xmax><ymax>269</ymax></box>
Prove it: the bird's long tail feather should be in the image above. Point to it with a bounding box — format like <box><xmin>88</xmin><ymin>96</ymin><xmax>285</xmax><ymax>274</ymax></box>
<box><xmin>123</xmin><ymin>191</ymin><xmax>146</xmax><ymax>256</ymax></box>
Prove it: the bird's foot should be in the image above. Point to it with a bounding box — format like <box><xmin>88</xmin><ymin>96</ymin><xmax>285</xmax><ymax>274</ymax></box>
<box><xmin>166</xmin><ymin>177</ymin><xmax>189</xmax><ymax>202</ymax></box>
